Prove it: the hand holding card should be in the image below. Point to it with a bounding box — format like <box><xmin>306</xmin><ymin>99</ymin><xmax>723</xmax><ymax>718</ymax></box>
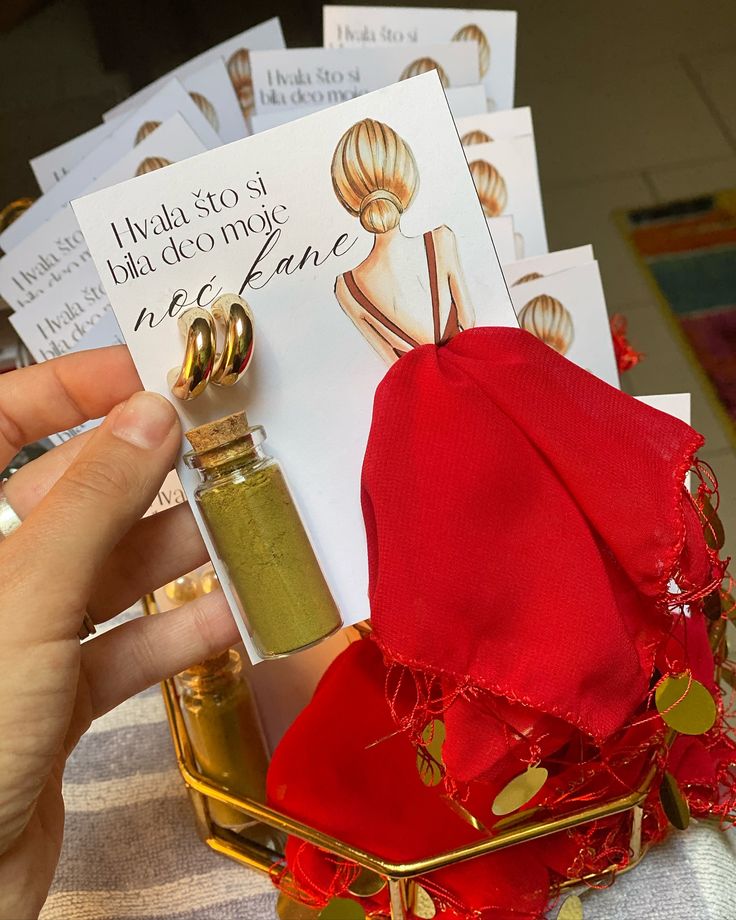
<box><xmin>72</xmin><ymin>74</ymin><xmax>518</xmax><ymax>662</ymax></box>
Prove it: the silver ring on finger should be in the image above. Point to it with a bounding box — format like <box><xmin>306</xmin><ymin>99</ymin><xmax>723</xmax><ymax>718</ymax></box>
<box><xmin>0</xmin><ymin>480</ymin><xmax>22</xmax><ymax>539</ymax></box>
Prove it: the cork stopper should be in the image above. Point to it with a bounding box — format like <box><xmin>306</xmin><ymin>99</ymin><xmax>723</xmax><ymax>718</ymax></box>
<box><xmin>185</xmin><ymin>410</ymin><xmax>250</xmax><ymax>452</ymax></box>
<box><xmin>185</xmin><ymin>411</ymin><xmax>259</xmax><ymax>470</ymax></box>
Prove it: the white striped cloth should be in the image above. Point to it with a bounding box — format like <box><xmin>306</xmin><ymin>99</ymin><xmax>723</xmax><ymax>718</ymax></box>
<box><xmin>41</xmin><ymin>612</ymin><xmax>736</xmax><ymax>920</ymax></box>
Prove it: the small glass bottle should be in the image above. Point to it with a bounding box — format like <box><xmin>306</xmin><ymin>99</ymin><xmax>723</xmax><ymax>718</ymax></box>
<box><xmin>176</xmin><ymin>648</ymin><xmax>272</xmax><ymax>837</ymax></box>
<box><xmin>184</xmin><ymin>411</ymin><xmax>343</xmax><ymax>658</ymax></box>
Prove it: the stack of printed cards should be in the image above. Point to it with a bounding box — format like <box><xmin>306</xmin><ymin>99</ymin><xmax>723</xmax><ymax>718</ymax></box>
<box><xmin>1</xmin><ymin>6</ymin><xmax>690</xmax><ymax>654</ymax></box>
<box><xmin>502</xmin><ymin>245</ymin><xmax>619</xmax><ymax>388</ymax></box>
<box><xmin>1</xmin><ymin>19</ymin><xmax>288</xmax><ymax>441</ymax></box>
<box><xmin>71</xmin><ymin>72</ymin><xmax>519</xmax><ymax>661</ymax></box>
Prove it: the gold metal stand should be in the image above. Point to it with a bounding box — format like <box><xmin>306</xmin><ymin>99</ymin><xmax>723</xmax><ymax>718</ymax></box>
<box><xmin>147</xmin><ymin>595</ymin><xmax>660</xmax><ymax>919</ymax></box>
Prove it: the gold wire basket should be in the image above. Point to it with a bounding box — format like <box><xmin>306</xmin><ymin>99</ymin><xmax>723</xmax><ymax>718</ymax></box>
<box><xmin>143</xmin><ymin>589</ymin><xmax>679</xmax><ymax>919</ymax></box>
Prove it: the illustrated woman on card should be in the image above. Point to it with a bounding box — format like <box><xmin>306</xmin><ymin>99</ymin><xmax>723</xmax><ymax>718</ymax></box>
<box><xmin>332</xmin><ymin>118</ymin><xmax>475</xmax><ymax>365</ymax></box>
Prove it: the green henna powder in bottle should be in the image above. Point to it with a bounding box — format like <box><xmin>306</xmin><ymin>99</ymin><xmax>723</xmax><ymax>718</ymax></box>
<box><xmin>185</xmin><ymin>412</ymin><xmax>342</xmax><ymax>658</ymax></box>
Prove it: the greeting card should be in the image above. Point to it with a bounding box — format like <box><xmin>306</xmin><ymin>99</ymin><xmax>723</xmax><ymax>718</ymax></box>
<box><xmin>0</xmin><ymin>81</ymin><xmax>221</xmax><ymax>253</ymax></box>
<box><xmin>174</xmin><ymin>58</ymin><xmax>245</xmax><ymax>144</ymax></box>
<box><xmin>455</xmin><ymin>106</ymin><xmax>533</xmax><ymax>145</ymax></box>
<box><xmin>248</xmin><ymin>44</ymin><xmax>479</xmax><ymax>115</ymax></box>
<box><xmin>31</xmin><ymin>116</ymin><xmax>123</xmax><ymax>193</ymax></box>
<box><xmin>465</xmin><ymin>136</ymin><xmax>548</xmax><ymax>257</ymax></box>
<box><xmin>444</xmin><ymin>84</ymin><xmax>488</xmax><ymax>118</ymax></box>
<box><xmin>72</xmin><ymin>73</ymin><xmax>518</xmax><ymax>662</ymax></box>
<box><xmin>486</xmin><ymin>215</ymin><xmax>516</xmax><ymax>264</ymax></box>
<box><xmin>1</xmin><ymin>116</ymin><xmax>207</xmax><ymax>316</ymax></box>
<box><xmin>9</xmin><ymin>117</ymin><xmax>207</xmax><ymax>376</ymax></box>
<box><xmin>103</xmin><ymin>17</ymin><xmax>285</xmax><ymax>131</ymax></box>
<box><xmin>249</xmin><ymin>82</ymin><xmax>488</xmax><ymax>134</ymax></box>
<box><xmin>502</xmin><ymin>244</ymin><xmax>595</xmax><ymax>287</ymax></box>
<box><xmin>323</xmin><ymin>5</ymin><xmax>516</xmax><ymax>110</ymax></box>
<box><xmin>507</xmin><ymin>261</ymin><xmax>618</xmax><ymax>387</ymax></box>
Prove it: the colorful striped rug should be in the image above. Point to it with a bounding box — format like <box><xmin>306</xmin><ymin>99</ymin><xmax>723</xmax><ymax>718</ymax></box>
<box><xmin>619</xmin><ymin>189</ymin><xmax>736</xmax><ymax>443</ymax></box>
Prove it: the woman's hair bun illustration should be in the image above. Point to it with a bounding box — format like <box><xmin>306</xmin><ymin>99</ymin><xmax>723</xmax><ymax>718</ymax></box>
<box><xmin>135</xmin><ymin>156</ymin><xmax>172</xmax><ymax>177</ymax></box>
<box><xmin>399</xmin><ymin>57</ymin><xmax>450</xmax><ymax>88</ymax></box>
<box><xmin>135</xmin><ymin>120</ymin><xmax>162</xmax><ymax>145</ymax></box>
<box><xmin>331</xmin><ymin>118</ymin><xmax>419</xmax><ymax>234</ymax></box>
<box><xmin>518</xmin><ymin>293</ymin><xmax>574</xmax><ymax>355</ymax></box>
<box><xmin>189</xmin><ymin>92</ymin><xmax>220</xmax><ymax>133</ymax></box>
<box><xmin>468</xmin><ymin>159</ymin><xmax>507</xmax><ymax>217</ymax></box>
<box><xmin>452</xmin><ymin>24</ymin><xmax>491</xmax><ymax>77</ymax></box>
<box><xmin>513</xmin><ymin>271</ymin><xmax>544</xmax><ymax>286</ymax></box>
<box><xmin>460</xmin><ymin>129</ymin><xmax>492</xmax><ymax>146</ymax></box>
<box><xmin>227</xmin><ymin>48</ymin><xmax>255</xmax><ymax>117</ymax></box>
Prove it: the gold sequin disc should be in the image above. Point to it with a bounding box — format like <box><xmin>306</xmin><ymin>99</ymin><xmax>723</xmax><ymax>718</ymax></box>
<box><xmin>655</xmin><ymin>673</ymin><xmax>717</xmax><ymax>735</ymax></box>
<box><xmin>421</xmin><ymin>719</ymin><xmax>446</xmax><ymax>760</ymax></box>
<box><xmin>659</xmin><ymin>771</ymin><xmax>690</xmax><ymax>830</ymax></box>
<box><xmin>347</xmin><ymin>868</ymin><xmax>387</xmax><ymax>898</ymax></box>
<box><xmin>411</xmin><ymin>883</ymin><xmax>437</xmax><ymax>919</ymax></box>
<box><xmin>557</xmin><ymin>894</ymin><xmax>584</xmax><ymax>919</ymax></box>
<box><xmin>491</xmin><ymin>765</ymin><xmax>548</xmax><ymax>816</ymax></box>
<box><xmin>318</xmin><ymin>898</ymin><xmax>366</xmax><ymax>919</ymax></box>
<box><xmin>276</xmin><ymin>892</ymin><xmax>321</xmax><ymax>919</ymax></box>
<box><xmin>416</xmin><ymin>719</ymin><xmax>446</xmax><ymax>787</ymax></box>
<box><xmin>492</xmin><ymin>804</ymin><xmax>541</xmax><ymax>830</ymax></box>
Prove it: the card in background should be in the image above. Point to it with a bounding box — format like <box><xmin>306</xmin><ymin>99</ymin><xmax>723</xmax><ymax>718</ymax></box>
<box><xmin>636</xmin><ymin>393</ymin><xmax>692</xmax><ymax>489</ymax></box>
<box><xmin>73</xmin><ymin>74</ymin><xmax>517</xmax><ymax>662</ymax></box>
<box><xmin>38</xmin><ymin>309</ymin><xmax>125</xmax><ymax>449</ymax></box>
<box><xmin>103</xmin><ymin>17</ymin><xmax>285</xmax><ymax>127</ymax></box>
<box><xmin>9</xmin><ymin>117</ymin><xmax>206</xmax><ymax>366</ymax></box>
<box><xmin>249</xmin><ymin>44</ymin><xmax>479</xmax><ymax>114</ymax></box>
<box><xmin>250</xmin><ymin>82</ymin><xmax>488</xmax><ymax>134</ymax></box>
<box><xmin>508</xmin><ymin>261</ymin><xmax>619</xmax><ymax>388</ymax></box>
<box><xmin>1</xmin><ymin>115</ymin><xmax>207</xmax><ymax>315</ymax></box>
<box><xmin>487</xmin><ymin>215</ymin><xmax>516</xmax><ymax>265</ymax></box>
<box><xmin>9</xmin><ymin>269</ymin><xmax>118</xmax><ymax>362</ymax></box>
<box><xmin>637</xmin><ymin>393</ymin><xmax>690</xmax><ymax>424</ymax></box>
<box><xmin>176</xmin><ymin>58</ymin><xmax>243</xmax><ymax>144</ymax></box>
<box><xmin>12</xmin><ymin>301</ymin><xmax>125</xmax><ymax>366</ymax></box>
<box><xmin>466</xmin><ymin>136</ymin><xmax>548</xmax><ymax>257</ymax></box>
<box><xmin>503</xmin><ymin>245</ymin><xmax>595</xmax><ymax>287</ymax></box>
<box><xmin>455</xmin><ymin>106</ymin><xmax>533</xmax><ymax>144</ymax></box>
<box><xmin>145</xmin><ymin>469</ymin><xmax>188</xmax><ymax>517</ymax></box>
<box><xmin>444</xmin><ymin>84</ymin><xmax>487</xmax><ymax>118</ymax></box>
<box><xmin>323</xmin><ymin>5</ymin><xmax>516</xmax><ymax>110</ymax></box>
<box><xmin>1</xmin><ymin>81</ymin><xmax>221</xmax><ymax>253</ymax></box>
<box><xmin>30</xmin><ymin>116</ymin><xmax>123</xmax><ymax>193</ymax></box>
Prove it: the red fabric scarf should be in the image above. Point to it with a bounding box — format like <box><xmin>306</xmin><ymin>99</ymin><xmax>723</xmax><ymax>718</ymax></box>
<box><xmin>361</xmin><ymin>327</ymin><xmax>713</xmax><ymax>782</ymax></box>
<box><xmin>267</xmin><ymin>327</ymin><xmax>732</xmax><ymax>917</ymax></box>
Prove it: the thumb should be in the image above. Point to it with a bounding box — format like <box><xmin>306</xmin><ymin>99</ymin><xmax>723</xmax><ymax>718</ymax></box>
<box><xmin>13</xmin><ymin>391</ymin><xmax>181</xmax><ymax>629</ymax></box>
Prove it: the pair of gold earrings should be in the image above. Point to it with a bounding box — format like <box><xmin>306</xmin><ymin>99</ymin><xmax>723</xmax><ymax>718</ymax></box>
<box><xmin>168</xmin><ymin>293</ymin><xmax>255</xmax><ymax>401</ymax></box>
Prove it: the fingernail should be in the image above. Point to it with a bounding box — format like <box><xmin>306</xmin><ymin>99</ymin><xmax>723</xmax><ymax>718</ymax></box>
<box><xmin>111</xmin><ymin>392</ymin><xmax>177</xmax><ymax>450</ymax></box>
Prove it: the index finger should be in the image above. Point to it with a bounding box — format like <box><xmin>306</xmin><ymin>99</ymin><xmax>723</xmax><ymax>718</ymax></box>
<box><xmin>0</xmin><ymin>345</ymin><xmax>141</xmax><ymax>467</ymax></box>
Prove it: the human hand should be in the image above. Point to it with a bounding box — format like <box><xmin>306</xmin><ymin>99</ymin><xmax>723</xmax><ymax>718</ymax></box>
<box><xmin>0</xmin><ymin>346</ymin><xmax>239</xmax><ymax>919</ymax></box>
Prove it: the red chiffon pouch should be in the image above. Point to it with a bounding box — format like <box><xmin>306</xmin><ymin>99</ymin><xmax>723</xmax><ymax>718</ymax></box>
<box><xmin>267</xmin><ymin>327</ymin><xmax>731</xmax><ymax>917</ymax></box>
<box><xmin>268</xmin><ymin>637</ymin><xmax>552</xmax><ymax>920</ymax></box>
<box><xmin>267</xmin><ymin>631</ymin><xmax>732</xmax><ymax>918</ymax></box>
<box><xmin>361</xmin><ymin>327</ymin><xmax>717</xmax><ymax>782</ymax></box>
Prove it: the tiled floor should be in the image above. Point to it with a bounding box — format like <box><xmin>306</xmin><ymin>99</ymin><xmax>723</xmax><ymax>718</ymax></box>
<box><xmin>0</xmin><ymin>0</ymin><xmax>735</xmax><ymax>549</ymax></box>
<box><xmin>508</xmin><ymin>1</ymin><xmax>736</xmax><ymax>558</ymax></box>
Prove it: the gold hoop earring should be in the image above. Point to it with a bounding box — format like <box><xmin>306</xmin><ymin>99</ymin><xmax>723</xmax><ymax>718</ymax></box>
<box><xmin>168</xmin><ymin>307</ymin><xmax>217</xmax><ymax>401</ymax></box>
<box><xmin>210</xmin><ymin>294</ymin><xmax>255</xmax><ymax>387</ymax></box>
